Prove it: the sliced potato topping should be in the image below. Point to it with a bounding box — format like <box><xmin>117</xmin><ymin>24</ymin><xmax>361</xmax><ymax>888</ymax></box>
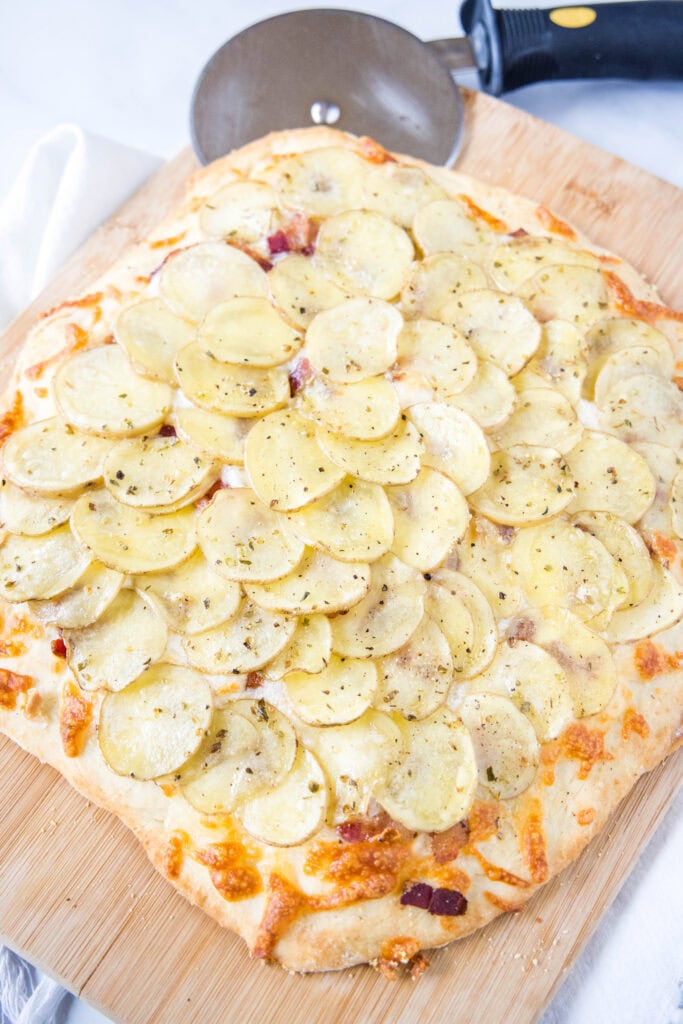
<box><xmin>30</xmin><ymin>561</ymin><xmax>123</xmax><ymax>629</ymax></box>
<box><xmin>246</xmin><ymin>548</ymin><xmax>369</xmax><ymax>615</ymax></box>
<box><xmin>455</xmin><ymin>516</ymin><xmax>526</xmax><ymax>620</ymax></box>
<box><xmin>571</xmin><ymin>510</ymin><xmax>653</xmax><ymax>608</ymax></box>
<box><xmin>199</xmin><ymin>181</ymin><xmax>277</xmax><ymax>242</ymax></box>
<box><xmin>529</xmin><ymin>319</ymin><xmax>587</xmax><ymax>405</ymax></box>
<box><xmin>459</xmin><ymin>693</ymin><xmax>540</xmax><ymax>800</ymax></box>
<box><xmin>286</xmin><ymin>477</ymin><xmax>393</xmax><ymax>563</ymax></box>
<box><xmin>387</xmin><ymin>467</ymin><xmax>469</xmax><ymax>571</ymax></box>
<box><xmin>441</xmin><ymin>289</ymin><xmax>541</xmax><ymax>376</ymax></box>
<box><xmin>65</xmin><ymin>589</ymin><xmax>167</xmax><ymax>692</ymax></box>
<box><xmin>396</xmin><ymin>318</ymin><xmax>478</xmax><ymax>396</ymax></box>
<box><xmin>603</xmin><ymin>563</ymin><xmax>683</xmax><ymax>644</ymax></box>
<box><xmin>245</xmin><ymin>409</ymin><xmax>345</xmax><ymax>510</ymax></box>
<box><xmin>174</xmin><ymin>406</ymin><xmax>248</xmax><ymax>463</ymax></box>
<box><xmin>298</xmin><ymin>374</ymin><xmax>400</xmax><ymax>440</ymax></box>
<box><xmin>671</xmin><ymin>467</ymin><xmax>683</xmax><ymax>540</ymax></box>
<box><xmin>3</xmin><ymin>417</ymin><xmax>109</xmax><ymax>494</ymax></box>
<box><xmin>566</xmin><ymin>430</ymin><xmax>655</xmax><ymax>524</ymax></box>
<box><xmin>174</xmin><ymin>342</ymin><xmax>289</xmax><ymax>418</ymax></box>
<box><xmin>305</xmin><ymin>297</ymin><xmax>402</xmax><ymax>383</ymax></box>
<box><xmin>517</xmin><ymin>264</ymin><xmax>608</xmax><ymax>326</ymax></box>
<box><xmin>429</xmin><ymin>569</ymin><xmax>497</xmax><ymax>678</ymax></box>
<box><xmin>135</xmin><ymin>550</ymin><xmax>241</xmax><ymax>634</ymax></box>
<box><xmin>103</xmin><ymin>435</ymin><xmax>217</xmax><ymax>510</ymax></box>
<box><xmin>239</xmin><ymin>747</ymin><xmax>328</xmax><ymax>847</ymax></box>
<box><xmin>401</xmin><ymin>254</ymin><xmax>488</xmax><ymax>321</ymax></box>
<box><xmin>316</xmin><ymin>416</ymin><xmax>422</xmax><ymax>485</ymax></box>
<box><xmin>198</xmin><ymin>297</ymin><xmax>301</xmax><ymax>367</ymax></box>
<box><xmin>54</xmin><ymin>345</ymin><xmax>173</xmax><ymax>437</ymax></box>
<box><xmin>491</xmin><ymin>237</ymin><xmax>599</xmax><ymax>291</ymax></box>
<box><xmin>264</xmin><ymin>614</ymin><xmax>331</xmax><ymax>679</ymax></box>
<box><xmin>490</xmin><ymin>388</ymin><xmax>582</xmax><ymax>454</ymax></box>
<box><xmin>413</xmin><ymin>199</ymin><xmax>497</xmax><ymax>262</ymax></box>
<box><xmin>115</xmin><ymin>298</ymin><xmax>195</xmax><ymax>384</ymax></box>
<box><xmin>408</xmin><ymin>402</ymin><xmax>490</xmax><ymax>495</ymax></box>
<box><xmin>374</xmin><ymin>707</ymin><xmax>477</xmax><ymax>832</ymax></box>
<box><xmin>0</xmin><ymin>480</ymin><xmax>73</xmax><ymax>535</ymax></box>
<box><xmin>330</xmin><ymin>552</ymin><xmax>425</xmax><ymax>658</ymax></box>
<box><xmin>159</xmin><ymin>241</ymin><xmax>268</xmax><ymax>322</ymax></box>
<box><xmin>634</xmin><ymin>441</ymin><xmax>680</xmax><ymax>540</ymax></box>
<box><xmin>98</xmin><ymin>663</ymin><xmax>213</xmax><ymax>779</ymax></box>
<box><xmin>261</xmin><ymin>147</ymin><xmax>366</xmax><ymax>217</ymax></box>
<box><xmin>377</xmin><ymin>615</ymin><xmax>452</xmax><ymax>720</ymax></box>
<box><xmin>316</xmin><ymin>210</ymin><xmax>414</xmax><ymax>300</ymax></box>
<box><xmin>197</xmin><ymin>487</ymin><xmax>303</xmax><ymax>583</ymax></box>
<box><xmin>0</xmin><ymin>524</ymin><xmax>91</xmax><ymax>602</ymax></box>
<box><xmin>584</xmin><ymin>317</ymin><xmax>674</xmax><ymax>397</ymax></box>
<box><xmin>593</xmin><ymin>344</ymin><xmax>675</xmax><ymax>409</ymax></box>
<box><xmin>600</xmin><ymin>373</ymin><xmax>683</xmax><ymax>450</ymax></box>
<box><xmin>285</xmin><ymin>654</ymin><xmax>377</xmax><ymax>726</ymax></box>
<box><xmin>469</xmin><ymin>445</ymin><xmax>573</xmax><ymax>525</ymax></box>
<box><xmin>183</xmin><ymin>598</ymin><xmax>297</xmax><ymax>673</ymax></box>
<box><xmin>72</xmin><ymin>490</ymin><xmax>196</xmax><ymax>574</ymax></box>
<box><xmin>268</xmin><ymin>254</ymin><xmax>348</xmax><ymax>328</ymax></box>
<box><xmin>446</xmin><ymin>359</ymin><xmax>516</xmax><ymax>429</ymax></box>
<box><xmin>362</xmin><ymin>162</ymin><xmax>446</xmax><ymax>227</ymax></box>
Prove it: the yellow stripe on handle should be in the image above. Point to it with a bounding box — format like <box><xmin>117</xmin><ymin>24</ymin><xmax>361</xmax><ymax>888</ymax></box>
<box><xmin>549</xmin><ymin>6</ymin><xmax>597</xmax><ymax>27</ymax></box>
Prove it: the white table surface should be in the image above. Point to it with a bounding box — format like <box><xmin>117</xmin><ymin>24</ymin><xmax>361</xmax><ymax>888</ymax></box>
<box><xmin>1</xmin><ymin>2</ymin><xmax>682</xmax><ymax>1023</ymax></box>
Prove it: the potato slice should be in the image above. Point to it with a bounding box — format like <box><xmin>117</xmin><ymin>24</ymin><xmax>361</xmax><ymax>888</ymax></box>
<box><xmin>0</xmin><ymin>480</ymin><xmax>73</xmax><ymax>535</ymax></box>
<box><xmin>469</xmin><ymin>640</ymin><xmax>573</xmax><ymax>742</ymax></box>
<box><xmin>413</xmin><ymin>199</ymin><xmax>497</xmax><ymax>262</ymax></box>
<box><xmin>200</xmin><ymin>181</ymin><xmax>277</xmax><ymax>242</ymax></box>
<box><xmin>239</xmin><ymin>747</ymin><xmax>328</xmax><ymax>847</ymax></box>
<box><xmin>305</xmin><ymin>297</ymin><xmax>402</xmax><ymax>383</ymax></box>
<box><xmin>245</xmin><ymin>547</ymin><xmax>369</xmax><ymax>615</ymax></box>
<box><xmin>446</xmin><ymin>359</ymin><xmax>516</xmax><ymax>429</ymax></box>
<box><xmin>159</xmin><ymin>242</ymin><xmax>268</xmax><ymax>322</ymax></box>
<box><xmin>519</xmin><ymin>607</ymin><xmax>617</xmax><ymax>717</ymax></box>
<box><xmin>0</xmin><ymin>524</ymin><xmax>91</xmax><ymax>602</ymax></box>
<box><xmin>103</xmin><ymin>435</ymin><xmax>217</xmax><ymax>510</ymax></box>
<box><xmin>330</xmin><ymin>553</ymin><xmax>425</xmax><ymax>658</ymax></box>
<box><xmin>135</xmin><ymin>550</ymin><xmax>241</xmax><ymax>634</ymax></box>
<box><xmin>491</xmin><ymin>237</ymin><xmax>599</xmax><ymax>291</ymax></box>
<box><xmin>3</xmin><ymin>417</ymin><xmax>109</xmax><ymax>494</ymax></box>
<box><xmin>594</xmin><ymin>345</ymin><xmax>675</xmax><ymax>409</ymax></box>
<box><xmin>454</xmin><ymin>515</ymin><xmax>526</xmax><ymax>620</ymax></box>
<box><xmin>316</xmin><ymin>416</ymin><xmax>422</xmax><ymax>486</ymax></box>
<box><xmin>304</xmin><ymin>709</ymin><xmax>403</xmax><ymax>821</ymax></box>
<box><xmin>408</xmin><ymin>402</ymin><xmax>490</xmax><ymax>494</ymax></box>
<box><xmin>566</xmin><ymin>430</ymin><xmax>655</xmax><ymax>524</ymax></box>
<box><xmin>429</xmin><ymin>569</ymin><xmax>498</xmax><ymax>678</ymax></box>
<box><xmin>65</xmin><ymin>590</ymin><xmax>167</xmax><ymax>692</ymax></box>
<box><xmin>285</xmin><ymin>654</ymin><xmax>377</xmax><ymax>726</ymax></box>
<box><xmin>401</xmin><ymin>254</ymin><xmax>488</xmax><ymax>321</ymax></box>
<box><xmin>178</xmin><ymin>699</ymin><xmax>296</xmax><ymax>812</ymax></box>
<box><xmin>490</xmin><ymin>388</ymin><xmax>582</xmax><ymax>454</ymax></box>
<box><xmin>396</xmin><ymin>318</ymin><xmax>478</xmax><ymax>396</ymax></box>
<box><xmin>459</xmin><ymin>693</ymin><xmax>539</xmax><ymax>800</ymax></box>
<box><xmin>516</xmin><ymin>264</ymin><xmax>608</xmax><ymax>326</ymax></box>
<box><xmin>286</xmin><ymin>477</ymin><xmax>393</xmax><ymax>562</ymax></box>
<box><xmin>54</xmin><ymin>345</ymin><xmax>173</xmax><ymax>437</ymax></box>
<box><xmin>115</xmin><ymin>298</ymin><xmax>195</xmax><ymax>384</ymax></box>
<box><xmin>298</xmin><ymin>375</ymin><xmax>400</xmax><ymax>441</ymax></box>
<box><xmin>374</xmin><ymin>707</ymin><xmax>477</xmax><ymax>832</ymax></box>
<box><xmin>98</xmin><ymin>663</ymin><xmax>212</xmax><ymax>779</ymax></box>
<box><xmin>633</xmin><ymin>441</ymin><xmax>680</xmax><ymax>540</ymax></box>
<box><xmin>268</xmin><ymin>254</ymin><xmax>348</xmax><ymax>328</ymax></box>
<box><xmin>671</xmin><ymin>467</ymin><xmax>683</xmax><ymax>540</ymax></box>
<box><xmin>469</xmin><ymin>445</ymin><xmax>573</xmax><ymax>526</ymax></box>
<box><xmin>245</xmin><ymin>409</ymin><xmax>345</xmax><ymax>510</ymax></box>
<box><xmin>528</xmin><ymin>319</ymin><xmax>587</xmax><ymax>405</ymax></box>
<box><xmin>510</xmin><ymin>521</ymin><xmax>628</xmax><ymax>624</ymax></box>
<box><xmin>183</xmin><ymin>599</ymin><xmax>296</xmax><ymax>673</ymax></box>
<box><xmin>174</xmin><ymin>342</ymin><xmax>289</xmax><ymax>418</ymax></box>
<box><xmin>584</xmin><ymin>317</ymin><xmax>674</xmax><ymax>397</ymax></box>
<box><xmin>600</xmin><ymin>373</ymin><xmax>683</xmax><ymax>451</ymax></box>
<box><xmin>197</xmin><ymin>487</ymin><xmax>303</xmax><ymax>583</ymax></box>
<box><xmin>387</xmin><ymin>467</ymin><xmax>469</xmax><ymax>572</ymax></box>
<box><xmin>572</xmin><ymin>511</ymin><xmax>653</xmax><ymax>609</ymax></box>
<box><xmin>262</xmin><ymin>147</ymin><xmax>366</xmax><ymax>217</ymax></box>
<box><xmin>362</xmin><ymin>163</ymin><xmax>446</xmax><ymax>227</ymax></box>
<box><xmin>316</xmin><ymin>210</ymin><xmax>414</xmax><ymax>300</ymax></box>
<box><xmin>72</xmin><ymin>490</ymin><xmax>196</xmax><ymax>574</ymax></box>
<box><xmin>30</xmin><ymin>561</ymin><xmax>123</xmax><ymax>629</ymax></box>
<box><xmin>198</xmin><ymin>297</ymin><xmax>301</xmax><ymax>368</ymax></box>
<box><xmin>377</xmin><ymin>615</ymin><xmax>452</xmax><ymax>720</ymax></box>
<box><xmin>174</xmin><ymin>406</ymin><xmax>247</xmax><ymax>463</ymax></box>
<box><xmin>441</xmin><ymin>289</ymin><xmax>541</xmax><ymax>377</ymax></box>
<box><xmin>603</xmin><ymin>563</ymin><xmax>683</xmax><ymax>644</ymax></box>
<box><xmin>264</xmin><ymin>614</ymin><xmax>331</xmax><ymax>679</ymax></box>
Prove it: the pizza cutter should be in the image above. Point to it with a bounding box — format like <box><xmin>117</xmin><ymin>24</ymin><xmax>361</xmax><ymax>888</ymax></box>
<box><xmin>190</xmin><ymin>1</ymin><xmax>683</xmax><ymax>166</ymax></box>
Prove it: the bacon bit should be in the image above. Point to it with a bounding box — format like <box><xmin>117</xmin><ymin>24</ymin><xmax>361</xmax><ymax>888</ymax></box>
<box><xmin>472</xmin><ymin>849</ymin><xmax>531</xmax><ymax>889</ymax></box>
<box><xmin>288</xmin><ymin>357</ymin><xmax>313</xmax><ymax>397</ymax></box>
<box><xmin>162</xmin><ymin>833</ymin><xmax>187</xmax><ymax>879</ymax></box>
<box><xmin>51</xmin><ymin>637</ymin><xmax>67</xmax><ymax>658</ymax></box>
<box><xmin>0</xmin><ymin>639</ymin><xmax>27</xmax><ymax>657</ymax></box>
<box><xmin>59</xmin><ymin>684</ymin><xmax>93</xmax><ymax>757</ymax></box>
<box><xmin>603</xmin><ymin>270</ymin><xmax>683</xmax><ymax>325</ymax></box>
<box><xmin>536</xmin><ymin>205</ymin><xmax>576</xmax><ymax>240</ymax></box>
<box><xmin>428</xmin><ymin>888</ymin><xmax>468</xmax><ymax>917</ymax></box>
<box><xmin>197</xmin><ymin>841</ymin><xmax>263</xmax><ymax>902</ymax></box>
<box><xmin>358</xmin><ymin>137</ymin><xmax>396</xmax><ymax>164</ymax></box>
<box><xmin>267</xmin><ymin>230</ymin><xmax>290</xmax><ymax>256</ymax></box>
<box><xmin>430</xmin><ymin>820</ymin><xmax>469</xmax><ymax>864</ymax></box>
<box><xmin>634</xmin><ymin>639</ymin><xmax>681</xmax><ymax>681</ymax></box>
<box><xmin>562</xmin><ymin>722</ymin><xmax>612</xmax><ymax>780</ymax></box>
<box><xmin>195</xmin><ymin>479</ymin><xmax>227</xmax><ymax>511</ymax></box>
<box><xmin>150</xmin><ymin>231</ymin><xmax>187</xmax><ymax>250</ymax></box>
<box><xmin>400</xmin><ymin>882</ymin><xmax>432</xmax><ymax>909</ymax></box>
<box><xmin>0</xmin><ymin>668</ymin><xmax>33</xmax><ymax>709</ymax></box>
<box><xmin>39</xmin><ymin>291</ymin><xmax>104</xmax><ymax>322</ymax></box>
<box><xmin>228</xmin><ymin>240</ymin><xmax>272</xmax><ymax>271</ymax></box>
<box><xmin>484</xmin><ymin>891</ymin><xmax>526</xmax><ymax>913</ymax></box>
<box><xmin>466</xmin><ymin>801</ymin><xmax>501</xmax><ymax>845</ymax></box>
<box><xmin>0</xmin><ymin>391</ymin><xmax>24</xmax><ymax>446</ymax></box>
<box><xmin>335</xmin><ymin>809</ymin><xmax>403</xmax><ymax>844</ymax></box>
<box><xmin>622</xmin><ymin>708</ymin><xmax>651</xmax><ymax>741</ymax></box>
<box><xmin>25</xmin><ymin>323</ymin><xmax>90</xmax><ymax>381</ymax></box>
<box><xmin>253</xmin><ymin>873</ymin><xmax>304</xmax><ymax>959</ymax></box>
<box><xmin>576</xmin><ymin>808</ymin><xmax>596</xmax><ymax>827</ymax></box>
<box><xmin>22</xmin><ymin>691</ymin><xmax>42</xmax><ymax>719</ymax></box>
<box><xmin>458</xmin><ymin>194</ymin><xmax>507</xmax><ymax>233</ymax></box>
<box><xmin>245</xmin><ymin>671</ymin><xmax>264</xmax><ymax>690</ymax></box>
<box><xmin>520</xmin><ymin>798</ymin><xmax>548</xmax><ymax>884</ymax></box>
<box><xmin>647</xmin><ymin>531</ymin><xmax>678</xmax><ymax>567</ymax></box>
<box><xmin>158</xmin><ymin>424</ymin><xmax>177</xmax><ymax>438</ymax></box>
<box><xmin>509</xmin><ymin>228</ymin><xmax>529</xmax><ymax>239</ymax></box>
<box><xmin>273</xmin><ymin>213</ymin><xmax>318</xmax><ymax>257</ymax></box>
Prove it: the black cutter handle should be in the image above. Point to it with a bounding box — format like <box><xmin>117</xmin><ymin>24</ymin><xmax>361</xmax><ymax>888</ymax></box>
<box><xmin>460</xmin><ymin>0</ymin><xmax>683</xmax><ymax>94</ymax></box>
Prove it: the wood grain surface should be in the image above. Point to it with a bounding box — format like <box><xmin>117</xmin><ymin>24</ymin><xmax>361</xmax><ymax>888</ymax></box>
<box><xmin>0</xmin><ymin>89</ymin><xmax>681</xmax><ymax>1024</ymax></box>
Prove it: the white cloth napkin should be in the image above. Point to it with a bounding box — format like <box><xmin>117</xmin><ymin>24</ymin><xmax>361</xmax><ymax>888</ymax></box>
<box><xmin>0</xmin><ymin>125</ymin><xmax>680</xmax><ymax>1024</ymax></box>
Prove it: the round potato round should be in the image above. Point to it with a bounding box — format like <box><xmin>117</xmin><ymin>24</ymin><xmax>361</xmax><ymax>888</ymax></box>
<box><xmin>115</xmin><ymin>298</ymin><xmax>195</xmax><ymax>384</ymax></box>
<box><xmin>316</xmin><ymin>210</ymin><xmax>414</xmax><ymax>300</ymax></box>
<box><xmin>298</xmin><ymin>375</ymin><xmax>400</xmax><ymax>441</ymax></box>
<box><xmin>441</xmin><ymin>289</ymin><xmax>541</xmax><ymax>377</ymax></box>
<box><xmin>269</xmin><ymin>254</ymin><xmax>348</xmax><ymax>329</ymax></box>
<box><xmin>377</xmin><ymin>615</ymin><xmax>452</xmax><ymax>720</ymax></box>
<box><xmin>396</xmin><ymin>318</ymin><xmax>478</xmax><ymax>397</ymax></box>
<box><xmin>469</xmin><ymin>445</ymin><xmax>574</xmax><ymax>526</ymax></box>
<box><xmin>408</xmin><ymin>402</ymin><xmax>490</xmax><ymax>495</ymax></box>
<box><xmin>135</xmin><ymin>550</ymin><xmax>241</xmax><ymax>635</ymax></box>
<box><xmin>174</xmin><ymin>342</ymin><xmax>289</xmax><ymax>418</ymax></box>
<box><xmin>159</xmin><ymin>241</ymin><xmax>268</xmax><ymax>322</ymax></box>
<box><xmin>0</xmin><ymin>480</ymin><xmax>74</xmax><ymax>536</ymax></box>
<box><xmin>401</xmin><ymin>254</ymin><xmax>487</xmax><ymax>321</ymax></box>
<box><xmin>245</xmin><ymin>547</ymin><xmax>369</xmax><ymax>615</ymax></box>
<box><xmin>387</xmin><ymin>467</ymin><xmax>469</xmax><ymax>572</ymax></box>
<box><xmin>305</xmin><ymin>297</ymin><xmax>403</xmax><ymax>383</ymax></box>
<box><xmin>459</xmin><ymin>693</ymin><xmax>540</xmax><ymax>800</ymax></box>
<box><xmin>285</xmin><ymin>654</ymin><xmax>377</xmax><ymax>726</ymax></box>
<box><xmin>174</xmin><ymin>406</ymin><xmax>248</xmax><ymax>464</ymax></box>
<box><xmin>3</xmin><ymin>417</ymin><xmax>109</xmax><ymax>495</ymax></box>
<box><xmin>182</xmin><ymin>599</ymin><xmax>297</xmax><ymax>674</ymax></box>
<box><xmin>0</xmin><ymin>525</ymin><xmax>91</xmax><ymax>603</ymax></box>
<box><xmin>264</xmin><ymin>614</ymin><xmax>332</xmax><ymax>679</ymax></box>
<box><xmin>239</xmin><ymin>748</ymin><xmax>328</xmax><ymax>847</ymax></box>
<box><xmin>316</xmin><ymin>416</ymin><xmax>422</xmax><ymax>486</ymax></box>
<box><xmin>566</xmin><ymin>430</ymin><xmax>656</xmax><ymax>524</ymax></box>
<box><xmin>446</xmin><ymin>359</ymin><xmax>516</xmax><ymax>429</ymax></box>
<box><xmin>198</xmin><ymin>297</ymin><xmax>301</xmax><ymax>367</ymax></box>
<box><xmin>199</xmin><ymin>181</ymin><xmax>277</xmax><ymax>242</ymax></box>
<box><xmin>103</xmin><ymin>435</ymin><xmax>217</xmax><ymax>510</ymax></box>
<box><xmin>30</xmin><ymin>561</ymin><xmax>123</xmax><ymax>630</ymax></box>
<box><xmin>286</xmin><ymin>477</ymin><xmax>394</xmax><ymax>563</ymax></box>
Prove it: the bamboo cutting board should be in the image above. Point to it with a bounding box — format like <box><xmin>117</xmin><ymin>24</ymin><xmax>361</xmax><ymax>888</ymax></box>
<box><xmin>0</xmin><ymin>90</ymin><xmax>682</xmax><ymax>1024</ymax></box>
